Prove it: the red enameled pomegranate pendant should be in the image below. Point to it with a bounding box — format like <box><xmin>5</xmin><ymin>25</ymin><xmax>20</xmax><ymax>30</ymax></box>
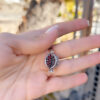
<box><xmin>45</xmin><ymin>50</ymin><xmax>58</xmax><ymax>72</ymax></box>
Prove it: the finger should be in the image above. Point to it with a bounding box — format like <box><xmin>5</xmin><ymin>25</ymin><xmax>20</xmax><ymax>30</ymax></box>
<box><xmin>53</xmin><ymin>18</ymin><xmax>89</xmax><ymax>37</ymax></box>
<box><xmin>53</xmin><ymin>52</ymin><xmax>100</xmax><ymax>76</ymax></box>
<box><xmin>23</xmin><ymin>19</ymin><xmax>89</xmax><ymax>37</ymax></box>
<box><xmin>46</xmin><ymin>73</ymin><xmax>87</xmax><ymax>94</ymax></box>
<box><xmin>15</xmin><ymin>19</ymin><xmax>89</xmax><ymax>55</ymax></box>
<box><xmin>53</xmin><ymin>35</ymin><xmax>100</xmax><ymax>58</ymax></box>
<box><xmin>10</xmin><ymin>25</ymin><xmax>59</xmax><ymax>55</ymax></box>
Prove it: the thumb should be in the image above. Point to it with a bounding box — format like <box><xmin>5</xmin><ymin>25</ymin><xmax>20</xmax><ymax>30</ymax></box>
<box><xmin>15</xmin><ymin>25</ymin><xmax>59</xmax><ymax>55</ymax></box>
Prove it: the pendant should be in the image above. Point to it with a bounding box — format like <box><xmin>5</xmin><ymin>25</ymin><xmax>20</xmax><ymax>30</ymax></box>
<box><xmin>45</xmin><ymin>50</ymin><xmax>58</xmax><ymax>72</ymax></box>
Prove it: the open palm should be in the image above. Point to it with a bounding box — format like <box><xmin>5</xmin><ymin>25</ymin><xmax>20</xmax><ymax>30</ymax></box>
<box><xmin>0</xmin><ymin>19</ymin><xmax>100</xmax><ymax>100</ymax></box>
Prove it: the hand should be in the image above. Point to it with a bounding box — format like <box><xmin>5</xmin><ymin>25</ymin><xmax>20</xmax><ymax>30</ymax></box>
<box><xmin>0</xmin><ymin>19</ymin><xmax>99</xmax><ymax>100</ymax></box>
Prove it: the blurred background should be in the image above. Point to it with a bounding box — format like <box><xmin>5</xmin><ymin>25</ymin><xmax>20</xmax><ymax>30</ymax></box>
<box><xmin>0</xmin><ymin>0</ymin><xmax>100</xmax><ymax>100</ymax></box>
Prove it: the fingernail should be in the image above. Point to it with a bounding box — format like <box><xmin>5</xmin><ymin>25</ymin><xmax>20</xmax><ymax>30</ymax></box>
<box><xmin>46</xmin><ymin>25</ymin><xmax>58</xmax><ymax>34</ymax></box>
<box><xmin>87</xmin><ymin>20</ymin><xmax>90</xmax><ymax>26</ymax></box>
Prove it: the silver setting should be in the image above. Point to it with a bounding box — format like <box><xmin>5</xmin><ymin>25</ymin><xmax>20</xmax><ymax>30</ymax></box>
<box><xmin>45</xmin><ymin>50</ymin><xmax>58</xmax><ymax>72</ymax></box>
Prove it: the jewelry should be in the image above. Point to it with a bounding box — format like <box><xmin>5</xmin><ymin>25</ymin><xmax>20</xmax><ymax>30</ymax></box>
<box><xmin>45</xmin><ymin>50</ymin><xmax>58</xmax><ymax>72</ymax></box>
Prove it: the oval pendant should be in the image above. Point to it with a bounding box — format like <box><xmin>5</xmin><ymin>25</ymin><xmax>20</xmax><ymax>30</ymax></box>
<box><xmin>45</xmin><ymin>50</ymin><xmax>58</xmax><ymax>72</ymax></box>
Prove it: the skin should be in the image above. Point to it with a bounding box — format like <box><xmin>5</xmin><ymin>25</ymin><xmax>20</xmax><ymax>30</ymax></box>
<box><xmin>0</xmin><ymin>19</ymin><xmax>100</xmax><ymax>100</ymax></box>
